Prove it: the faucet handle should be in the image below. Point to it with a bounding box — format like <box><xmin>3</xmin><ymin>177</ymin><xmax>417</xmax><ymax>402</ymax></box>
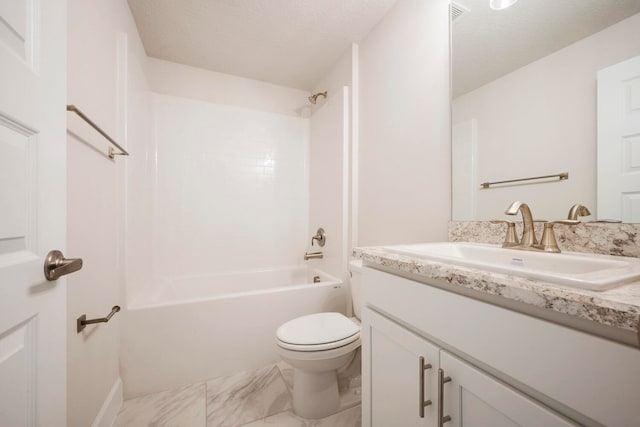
<box><xmin>490</xmin><ymin>220</ymin><xmax>520</xmax><ymax>248</ymax></box>
<box><xmin>567</xmin><ymin>204</ymin><xmax>592</xmax><ymax>220</ymax></box>
<box><xmin>311</xmin><ymin>228</ymin><xmax>326</xmax><ymax>247</ymax></box>
<box><xmin>539</xmin><ymin>220</ymin><xmax>580</xmax><ymax>253</ymax></box>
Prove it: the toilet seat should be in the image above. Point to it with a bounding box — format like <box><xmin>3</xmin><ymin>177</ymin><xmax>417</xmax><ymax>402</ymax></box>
<box><xmin>276</xmin><ymin>312</ymin><xmax>360</xmax><ymax>352</ymax></box>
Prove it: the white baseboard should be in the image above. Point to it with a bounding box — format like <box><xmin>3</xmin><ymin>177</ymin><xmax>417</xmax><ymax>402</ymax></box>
<box><xmin>91</xmin><ymin>377</ymin><xmax>123</xmax><ymax>427</ymax></box>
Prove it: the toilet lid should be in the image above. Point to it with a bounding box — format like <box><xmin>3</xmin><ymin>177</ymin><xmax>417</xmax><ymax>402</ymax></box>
<box><xmin>276</xmin><ymin>312</ymin><xmax>359</xmax><ymax>347</ymax></box>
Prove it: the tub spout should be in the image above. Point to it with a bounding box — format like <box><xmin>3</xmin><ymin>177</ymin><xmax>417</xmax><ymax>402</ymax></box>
<box><xmin>304</xmin><ymin>252</ymin><xmax>323</xmax><ymax>260</ymax></box>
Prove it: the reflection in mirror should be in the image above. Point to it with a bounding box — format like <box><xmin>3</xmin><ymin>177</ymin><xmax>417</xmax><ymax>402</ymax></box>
<box><xmin>451</xmin><ymin>0</ymin><xmax>640</xmax><ymax>222</ymax></box>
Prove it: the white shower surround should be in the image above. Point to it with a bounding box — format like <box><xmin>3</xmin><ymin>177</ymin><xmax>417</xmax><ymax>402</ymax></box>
<box><xmin>120</xmin><ymin>267</ymin><xmax>346</xmax><ymax>397</ymax></box>
<box><xmin>126</xmin><ymin>93</ymin><xmax>312</xmax><ymax>303</ymax></box>
<box><xmin>121</xmin><ymin>90</ymin><xmax>351</xmax><ymax>398</ymax></box>
<box><xmin>153</xmin><ymin>94</ymin><xmax>309</xmax><ymax>277</ymax></box>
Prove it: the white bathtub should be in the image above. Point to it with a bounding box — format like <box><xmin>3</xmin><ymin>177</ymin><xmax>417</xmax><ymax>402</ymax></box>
<box><xmin>120</xmin><ymin>267</ymin><xmax>346</xmax><ymax>397</ymax></box>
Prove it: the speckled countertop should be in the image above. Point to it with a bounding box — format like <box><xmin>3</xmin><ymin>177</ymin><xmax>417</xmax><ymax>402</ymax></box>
<box><xmin>354</xmin><ymin>245</ymin><xmax>640</xmax><ymax>340</ymax></box>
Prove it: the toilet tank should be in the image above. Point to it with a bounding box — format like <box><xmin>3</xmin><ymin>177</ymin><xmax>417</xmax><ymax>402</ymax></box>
<box><xmin>349</xmin><ymin>260</ymin><xmax>363</xmax><ymax>320</ymax></box>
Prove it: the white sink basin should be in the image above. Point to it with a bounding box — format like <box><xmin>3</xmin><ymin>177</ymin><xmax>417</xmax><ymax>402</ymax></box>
<box><xmin>385</xmin><ymin>242</ymin><xmax>640</xmax><ymax>291</ymax></box>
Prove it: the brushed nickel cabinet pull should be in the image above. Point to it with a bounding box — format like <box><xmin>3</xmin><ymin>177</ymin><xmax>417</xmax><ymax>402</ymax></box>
<box><xmin>77</xmin><ymin>306</ymin><xmax>120</xmax><ymax>333</ymax></box>
<box><xmin>438</xmin><ymin>368</ymin><xmax>452</xmax><ymax>426</ymax></box>
<box><xmin>419</xmin><ymin>356</ymin><xmax>433</xmax><ymax>418</ymax></box>
<box><xmin>44</xmin><ymin>250</ymin><xmax>83</xmax><ymax>281</ymax></box>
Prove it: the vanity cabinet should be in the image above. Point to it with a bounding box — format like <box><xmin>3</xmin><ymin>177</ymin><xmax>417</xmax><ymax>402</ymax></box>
<box><xmin>361</xmin><ymin>266</ymin><xmax>640</xmax><ymax>427</ymax></box>
<box><xmin>440</xmin><ymin>350</ymin><xmax>572</xmax><ymax>426</ymax></box>
<box><xmin>364</xmin><ymin>306</ymin><xmax>439</xmax><ymax>426</ymax></box>
<box><xmin>363</xmin><ymin>307</ymin><xmax>572</xmax><ymax>427</ymax></box>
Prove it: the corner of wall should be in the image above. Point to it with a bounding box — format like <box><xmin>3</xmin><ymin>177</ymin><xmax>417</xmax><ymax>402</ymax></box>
<box><xmin>90</xmin><ymin>378</ymin><xmax>123</xmax><ymax>427</ymax></box>
<box><xmin>357</xmin><ymin>0</ymin><xmax>451</xmax><ymax>246</ymax></box>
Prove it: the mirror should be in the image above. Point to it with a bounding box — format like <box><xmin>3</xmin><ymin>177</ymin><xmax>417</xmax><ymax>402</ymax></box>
<box><xmin>451</xmin><ymin>0</ymin><xmax>640</xmax><ymax>222</ymax></box>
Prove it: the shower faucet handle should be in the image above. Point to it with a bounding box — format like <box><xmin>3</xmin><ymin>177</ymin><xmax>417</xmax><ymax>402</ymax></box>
<box><xmin>311</xmin><ymin>228</ymin><xmax>326</xmax><ymax>247</ymax></box>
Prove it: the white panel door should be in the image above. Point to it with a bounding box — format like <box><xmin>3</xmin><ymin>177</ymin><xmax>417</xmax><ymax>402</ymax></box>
<box><xmin>362</xmin><ymin>307</ymin><xmax>439</xmax><ymax>427</ymax></box>
<box><xmin>597</xmin><ymin>55</ymin><xmax>640</xmax><ymax>221</ymax></box>
<box><xmin>0</xmin><ymin>1</ymin><xmax>68</xmax><ymax>426</ymax></box>
<box><xmin>439</xmin><ymin>351</ymin><xmax>574</xmax><ymax>427</ymax></box>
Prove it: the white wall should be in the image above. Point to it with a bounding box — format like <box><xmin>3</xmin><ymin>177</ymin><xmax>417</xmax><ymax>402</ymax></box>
<box><xmin>147</xmin><ymin>57</ymin><xmax>309</xmax><ymax>117</ymax></box>
<box><xmin>66</xmin><ymin>0</ymin><xmax>150</xmax><ymax>426</ymax></box>
<box><xmin>307</xmin><ymin>46</ymin><xmax>354</xmax><ymax>281</ymax></box>
<box><xmin>453</xmin><ymin>13</ymin><xmax>640</xmax><ymax>221</ymax></box>
<box><xmin>357</xmin><ymin>0</ymin><xmax>451</xmax><ymax>246</ymax></box>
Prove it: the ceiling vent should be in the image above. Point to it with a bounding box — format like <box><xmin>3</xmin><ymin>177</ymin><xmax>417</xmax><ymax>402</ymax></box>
<box><xmin>451</xmin><ymin>2</ymin><xmax>470</xmax><ymax>23</ymax></box>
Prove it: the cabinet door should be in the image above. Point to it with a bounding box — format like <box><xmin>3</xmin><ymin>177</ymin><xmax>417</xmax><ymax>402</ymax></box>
<box><xmin>439</xmin><ymin>351</ymin><xmax>575</xmax><ymax>427</ymax></box>
<box><xmin>362</xmin><ymin>307</ymin><xmax>440</xmax><ymax>427</ymax></box>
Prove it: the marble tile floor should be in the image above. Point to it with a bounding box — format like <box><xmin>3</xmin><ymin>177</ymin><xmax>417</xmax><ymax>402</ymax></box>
<box><xmin>114</xmin><ymin>361</ymin><xmax>361</xmax><ymax>427</ymax></box>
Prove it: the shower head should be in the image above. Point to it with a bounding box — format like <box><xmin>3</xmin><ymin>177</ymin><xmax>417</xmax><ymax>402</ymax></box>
<box><xmin>308</xmin><ymin>91</ymin><xmax>327</xmax><ymax>104</ymax></box>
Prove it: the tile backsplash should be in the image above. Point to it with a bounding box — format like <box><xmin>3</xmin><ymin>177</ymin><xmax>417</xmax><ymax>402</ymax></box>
<box><xmin>449</xmin><ymin>221</ymin><xmax>640</xmax><ymax>258</ymax></box>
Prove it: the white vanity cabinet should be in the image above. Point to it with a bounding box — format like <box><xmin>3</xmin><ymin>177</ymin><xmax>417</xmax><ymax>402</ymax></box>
<box><xmin>363</xmin><ymin>306</ymin><xmax>440</xmax><ymax>426</ymax></box>
<box><xmin>440</xmin><ymin>351</ymin><xmax>572</xmax><ymax>426</ymax></box>
<box><xmin>363</xmin><ymin>307</ymin><xmax>572</xmax><ymax>427</ymax></box>
<box><xmin>361</xmin><ymin>266</ymin><xmax>640</xmax><ymax>427</ymax></box>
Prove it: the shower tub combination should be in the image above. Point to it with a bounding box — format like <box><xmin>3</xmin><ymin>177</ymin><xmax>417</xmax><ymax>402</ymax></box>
<box><xmin>120</xmin><ymin>267</ymin><xmax>346</xmax><ymax>397</ymax></box>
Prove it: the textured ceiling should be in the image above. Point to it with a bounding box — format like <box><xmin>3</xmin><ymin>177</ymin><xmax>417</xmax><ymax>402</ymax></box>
<box><xmin>453</xmin><ymin>0</ymin><xmax>640</xmax><ymax>97</ymax></box>
<box><xmin>127</xmin><ymin>0</ymin><xmax>398</xmax><ymax>90</ymax></box>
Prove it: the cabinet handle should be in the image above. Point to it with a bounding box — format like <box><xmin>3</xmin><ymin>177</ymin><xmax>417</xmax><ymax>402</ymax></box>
<box><xmin>438</xmin><ymin>368</ymin><xmax>452</xmax><ymax>426</ymax></box>
<box><xmin>419</xmin><ymin>356</ymin><xmax>433</xmax><ymax>418</ymax></box>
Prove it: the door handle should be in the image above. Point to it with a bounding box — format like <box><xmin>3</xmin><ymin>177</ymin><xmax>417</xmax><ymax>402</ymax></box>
<box><xmin>44</xmin><ymin>250</ymin><xmax>83</xmax><ymax>281</ymax></box>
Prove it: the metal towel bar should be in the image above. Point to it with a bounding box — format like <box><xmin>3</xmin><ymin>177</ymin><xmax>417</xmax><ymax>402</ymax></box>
<box><xmin>67</xmin><ymin>105</ymin><xmax>129</xmax><ymax>159</ymax></box>
<box><xmin>77</xmin><ymin>306</ymin><xmax>120</xmax><ymax>333</ymax></box>
<box><xmin>481</xmin><ymin>172</ymin><xmax>568</xmax><ymax>189</ymax></box>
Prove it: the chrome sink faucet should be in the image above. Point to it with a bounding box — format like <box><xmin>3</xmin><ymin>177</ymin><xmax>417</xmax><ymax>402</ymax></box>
<box><xmin>505</xmin><ymin>201</ymin><xmax>537</xmax><ymax>247</ymax></box>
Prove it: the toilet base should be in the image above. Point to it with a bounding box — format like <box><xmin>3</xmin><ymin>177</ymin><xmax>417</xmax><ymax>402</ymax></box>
<box><xmin>292</xmin><ymin>369</ymin><xmax>340</xmax><ymax>419</ymax></box>
<box><xmin>278</xmin><ymin>338</ymin><xmax>361</xmax><ymax>419</ymax></box>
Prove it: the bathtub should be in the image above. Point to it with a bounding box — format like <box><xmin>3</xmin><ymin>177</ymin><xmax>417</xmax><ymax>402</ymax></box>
<box><xmin>120</xmin><ymin>267</ymin><xmax>346</xmax><ymax>397</ymax></box>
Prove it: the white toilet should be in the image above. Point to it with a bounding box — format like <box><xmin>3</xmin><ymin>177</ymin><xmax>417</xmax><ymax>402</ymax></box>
<box><xmin>276</xmin><ymin>260</ymin><xmax>363</xmax><ymax>419</ymax></box>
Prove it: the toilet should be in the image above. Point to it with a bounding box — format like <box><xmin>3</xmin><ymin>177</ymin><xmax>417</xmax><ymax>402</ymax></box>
<box><xmin>276</xmin><ymin>260</ymin><xmax>363</xmax><ymax>419</ymax></box>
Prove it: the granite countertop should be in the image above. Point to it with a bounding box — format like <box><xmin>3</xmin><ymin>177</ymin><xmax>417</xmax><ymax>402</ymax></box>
<box><xmin>354</xmin><ymin>246</ymin><xmax>640</xmax><ymax>340</ymax></box>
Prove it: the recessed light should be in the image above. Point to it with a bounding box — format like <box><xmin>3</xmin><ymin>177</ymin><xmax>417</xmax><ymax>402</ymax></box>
<box><xmin>490</xmin><ymin>0</ymin><xmax>518</xmax><ymax>10</ymax></box>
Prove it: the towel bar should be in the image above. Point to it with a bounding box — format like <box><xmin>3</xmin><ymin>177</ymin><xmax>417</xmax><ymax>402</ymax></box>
<box><xmin>67</xmin><ymin>105</ymin><xmax>129</xmax><ymax>159</ymax></box>
<box><xmin>481</xmin><ymin>172</ymin><xmax>568</xmax><ymax>189</ymax></box>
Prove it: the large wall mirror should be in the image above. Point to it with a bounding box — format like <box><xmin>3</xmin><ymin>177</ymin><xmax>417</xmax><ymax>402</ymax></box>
<box><xmin>451</xmin><ymin>0</ymin><xmax>640</xmax><ymax>222</ymax></box>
